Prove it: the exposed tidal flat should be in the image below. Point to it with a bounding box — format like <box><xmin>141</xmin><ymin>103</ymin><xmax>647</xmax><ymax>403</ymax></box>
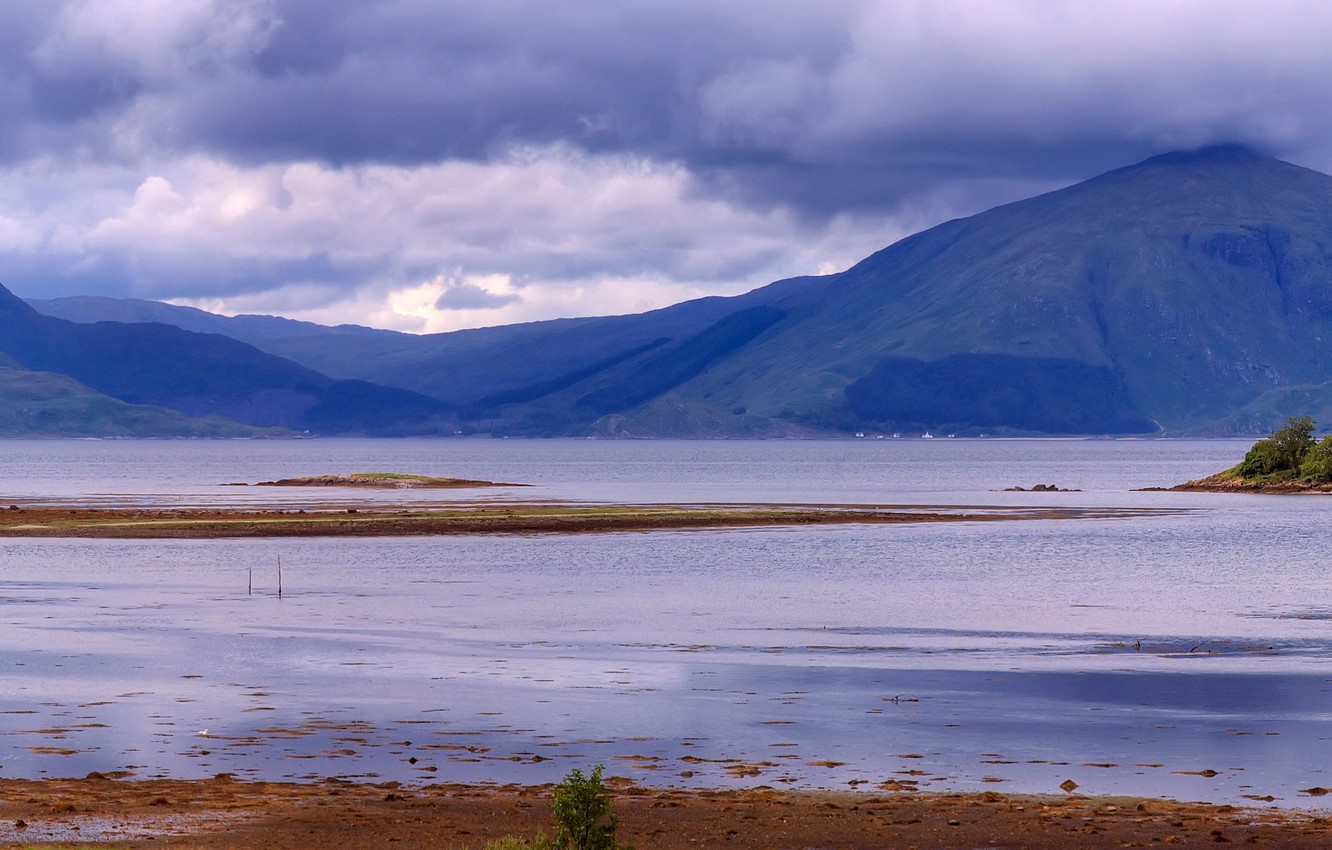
<box><xmin>0</xmin><ymin>438</ymin><xmax>1330</xmax><ymax>822</ymax></box>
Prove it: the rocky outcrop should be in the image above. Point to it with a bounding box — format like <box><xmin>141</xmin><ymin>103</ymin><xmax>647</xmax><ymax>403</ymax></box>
<box><xmin>1165</xmin><ymin>473</ymin><xmax>1332</xmax><ymax>494</ymax></box>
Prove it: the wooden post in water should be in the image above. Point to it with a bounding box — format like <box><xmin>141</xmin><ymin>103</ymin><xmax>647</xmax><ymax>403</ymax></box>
<box><xmin>277</xmin><ymin>554</ymin><xmax>283</xmax><ymax>599</ymax></box>
<box><xmin>248</xmin><ymin>567</ymin><xmax>252</xmax><ymax>596</ymax></box>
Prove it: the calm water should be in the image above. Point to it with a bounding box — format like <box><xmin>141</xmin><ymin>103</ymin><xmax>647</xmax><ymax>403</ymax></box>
<box><xmin>0</xmin><ymin>438</ymin><xmax>1329</xmax><ymax>807</ymax></box>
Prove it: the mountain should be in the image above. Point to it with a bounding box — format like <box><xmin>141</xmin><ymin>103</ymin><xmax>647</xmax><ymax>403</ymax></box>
<box><xmin>25</xmin><ymin>145</ymin><xmax>1332</xmax><ymax>437</ymax></box>
<box><xmin>28</xmin><ymin>283</ymin><xmax>796</xmax><ymax>429</ymax></box>
<box><xmin>0</xmin><ymin>285</ymin><xmax>458</xmax><ymax>435</ymax></box>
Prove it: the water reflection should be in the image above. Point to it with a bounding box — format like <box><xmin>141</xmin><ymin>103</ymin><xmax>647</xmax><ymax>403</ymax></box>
<box><xmin>0</xmin><ymin>439</ymin><xmax>1329</xmax><ymax>808</ymax></box>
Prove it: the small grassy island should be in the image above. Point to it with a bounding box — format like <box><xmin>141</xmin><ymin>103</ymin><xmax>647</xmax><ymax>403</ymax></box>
<box><xmin>1173</xmin><ymin>416</ymin><xmax>1332</xmax><ymax>493</ymax></box>
<box><xmin>248</xmin><ymin>472</ymin><xmax>520</xmax><ymax>489</ymax></box>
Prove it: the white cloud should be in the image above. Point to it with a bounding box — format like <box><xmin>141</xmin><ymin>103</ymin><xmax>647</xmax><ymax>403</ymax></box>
<box><xmin>0</xmin><ymin>215</ymin><xmax>40</xmax><ymax>252</ymax></box>
<box><xmin>1</xmin><ymin>146</ymin><xmax>910</xmax><ymax>331</ymax></box>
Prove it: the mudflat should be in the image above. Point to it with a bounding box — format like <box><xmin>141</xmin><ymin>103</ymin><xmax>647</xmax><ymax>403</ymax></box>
<box><xmin>1</xmin><ymin>777</ymin><xmax>1330</xmax><ymax>849</ymax></box>
<box><xmin>0</xmin><ymin>501</ymin><xmax>1166</xmax><ymax>539</ymax></box>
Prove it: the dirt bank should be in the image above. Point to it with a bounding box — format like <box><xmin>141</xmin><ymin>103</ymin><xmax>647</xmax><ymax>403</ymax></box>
<box><xmin>0</xmin><ymin>777</ymin><xmax>1329</xmax><ymax>849</ymax></box>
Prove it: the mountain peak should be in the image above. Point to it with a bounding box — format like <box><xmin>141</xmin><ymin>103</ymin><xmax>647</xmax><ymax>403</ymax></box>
<box><xmin>1135</xmin><ymin>143</ymin><xmax>1269</xmax><ymax>169</ymax></box>
<box><xmin>0</xmin><ymin>281</ymin><xmax>40</xmax><ymax>318</ymax></box>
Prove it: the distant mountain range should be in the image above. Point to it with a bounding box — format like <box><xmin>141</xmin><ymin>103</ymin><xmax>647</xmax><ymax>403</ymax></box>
<box><xmin>0</xmin><ymin>286</ymin><xmax>458</xmax><ymax>437</ymax></box>
<box><xmin>13</xmin><ymin>144</ymin><xmax>1332</xmax><ymax>438</ymax></box>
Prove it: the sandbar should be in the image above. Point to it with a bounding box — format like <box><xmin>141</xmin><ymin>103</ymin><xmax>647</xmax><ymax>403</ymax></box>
<box><xmin>245</xmin><ymin>472</ymin><xmax>522</xmax><ymax>489</ymax></box>
<box><xmin>0</xmin><ymin>501</ymin><xmax>1172</xmax><ymax>539</ymax></box>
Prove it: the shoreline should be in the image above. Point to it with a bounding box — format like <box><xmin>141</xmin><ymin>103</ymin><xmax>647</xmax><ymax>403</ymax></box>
<box><xmin>1</xmin><ymin>777</ymin><xmax>1330</xmax><ymax>849</ymax></box>
<box><xmin>0</xmin><ymin>501</ymin><xmax>1167</xmax><ymax>539</ymax></box>
<box><xmin>1164</xmin><ymin>478</ymin><xmax>1332</xmax><ymax>494</ymax></box>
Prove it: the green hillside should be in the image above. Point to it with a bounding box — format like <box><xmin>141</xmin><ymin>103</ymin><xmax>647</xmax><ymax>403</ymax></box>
<box><xmin>0</xmin><ymin>364</ymin><xmax>270</xmax><ymax>437</ymax></box>
<box><xmin>574</xmin><ymin>146</ymin><xmax>1332</xmax><ymax>436</ymax></box>
<box><xmin>726</xmin><ymin>145</ymin><xmax>1332</xmax><ymax>433</ymax></box>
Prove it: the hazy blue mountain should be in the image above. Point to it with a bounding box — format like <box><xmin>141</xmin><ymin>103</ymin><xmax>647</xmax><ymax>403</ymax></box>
<box><xmin>0</xmin><ymin>284</ymin><xmax>457</xmax><ymax>435</ymax></box>
<box><xmin>27</xmin><ymin>295</ymin><xmax>393</xmax><ymax>342</ymax></box>
<box><xmin>25</xmin><ymin>146</ymin><xmax>1332</xmax><ymax>437</ymax></box>
<box><xmin>28</xmin><ymin>279</ymin><xmax>826</xmax><ymax>435</ymax></box>
<box><xmin>29</xmin><ymin>283</ymin><xmax>818</xmax><ymax>403</ymax></box>
<box><xmin>0</xmin><ymin>362</ymin><xmax>272</xmax><ymax>438</ymax></box>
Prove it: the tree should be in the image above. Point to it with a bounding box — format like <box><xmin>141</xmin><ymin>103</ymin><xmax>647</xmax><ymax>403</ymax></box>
<box><xmin>1270</xmin><ymin>415</ymin><xmax>1316</xmax><ymax>477</ymax></box>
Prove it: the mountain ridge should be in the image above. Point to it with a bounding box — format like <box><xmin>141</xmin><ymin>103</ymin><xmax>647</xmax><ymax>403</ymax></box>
<box><xmin>19</xmin><ymin>145</ymin><xmax>1332</xmax><ymax>437</ymax></box>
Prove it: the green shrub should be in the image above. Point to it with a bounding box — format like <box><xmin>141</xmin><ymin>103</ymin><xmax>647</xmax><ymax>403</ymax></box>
<box><xmin>1238</xmin><ymin>438</ymin><xmax>1284</xmax><ymax>477</ymax></box>
<box><xmin>1301</xmin><ymin>436</ymin><xmax>1332</xmax><ymax>483</ymax></box>
<box><xmin>550</xmin><ymin>765</ymin><xmax>629</xmax><ymax>850</ymax></box>
<box><xmin>481</xmin><ymin>766</ymin><xmax>628</xmax><ymax>850</ymax></box>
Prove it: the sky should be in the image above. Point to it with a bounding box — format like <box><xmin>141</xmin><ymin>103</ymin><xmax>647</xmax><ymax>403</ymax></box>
<box><xmin>3</xmin><ymin>0</ymin><xmax>1332</xmax><ymax>333</ymax></box>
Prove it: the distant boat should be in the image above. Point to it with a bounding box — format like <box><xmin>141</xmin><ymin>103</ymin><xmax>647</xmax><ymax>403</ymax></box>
<box><xmin>921</xmin><ymin>432</ymin><xmax>934</xmax><ymax>439</ymax></box>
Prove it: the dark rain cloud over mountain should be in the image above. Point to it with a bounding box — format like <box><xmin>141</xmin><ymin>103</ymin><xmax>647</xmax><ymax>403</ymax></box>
<box><xmin>4</xmin><ymin>2</ymin><xmax>1332</xmax><ymax>331</ymax></box>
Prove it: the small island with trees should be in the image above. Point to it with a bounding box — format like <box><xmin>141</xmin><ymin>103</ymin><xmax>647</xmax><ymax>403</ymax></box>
<box><xmin>1171</xmin><ymin>416</ymin><xmax>1332</xmax><ymax>493</ymax></box>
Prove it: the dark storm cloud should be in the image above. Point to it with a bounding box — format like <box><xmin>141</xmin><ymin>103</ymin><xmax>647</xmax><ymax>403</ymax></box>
<box><xmin>3</xmin><ymin>1</ymin><xmax>858</xmax><ymax>198</ymax></box>
<box><xmin>9</xmin><ymin>1</ymin><xmax>1332</xmax><ymax>218</ymax></box>
<box><xmin>10</xmin><ymin>0</ymin><xmax>1325</xmax><ymax>218</ymax></box>
<box><xmin>174</xmin><ymin>1</ymin><xmax>850</xmax><ymax>166</ymax></box>
<box><xmin>434</xmin><ymin>281</ymin><xmax>519</xmax><ymax>311</ymax></box>
<box><xmin>0</xmin><ymin>5</ymin><xmax>65</xmax><ymax>160</ymax></box>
